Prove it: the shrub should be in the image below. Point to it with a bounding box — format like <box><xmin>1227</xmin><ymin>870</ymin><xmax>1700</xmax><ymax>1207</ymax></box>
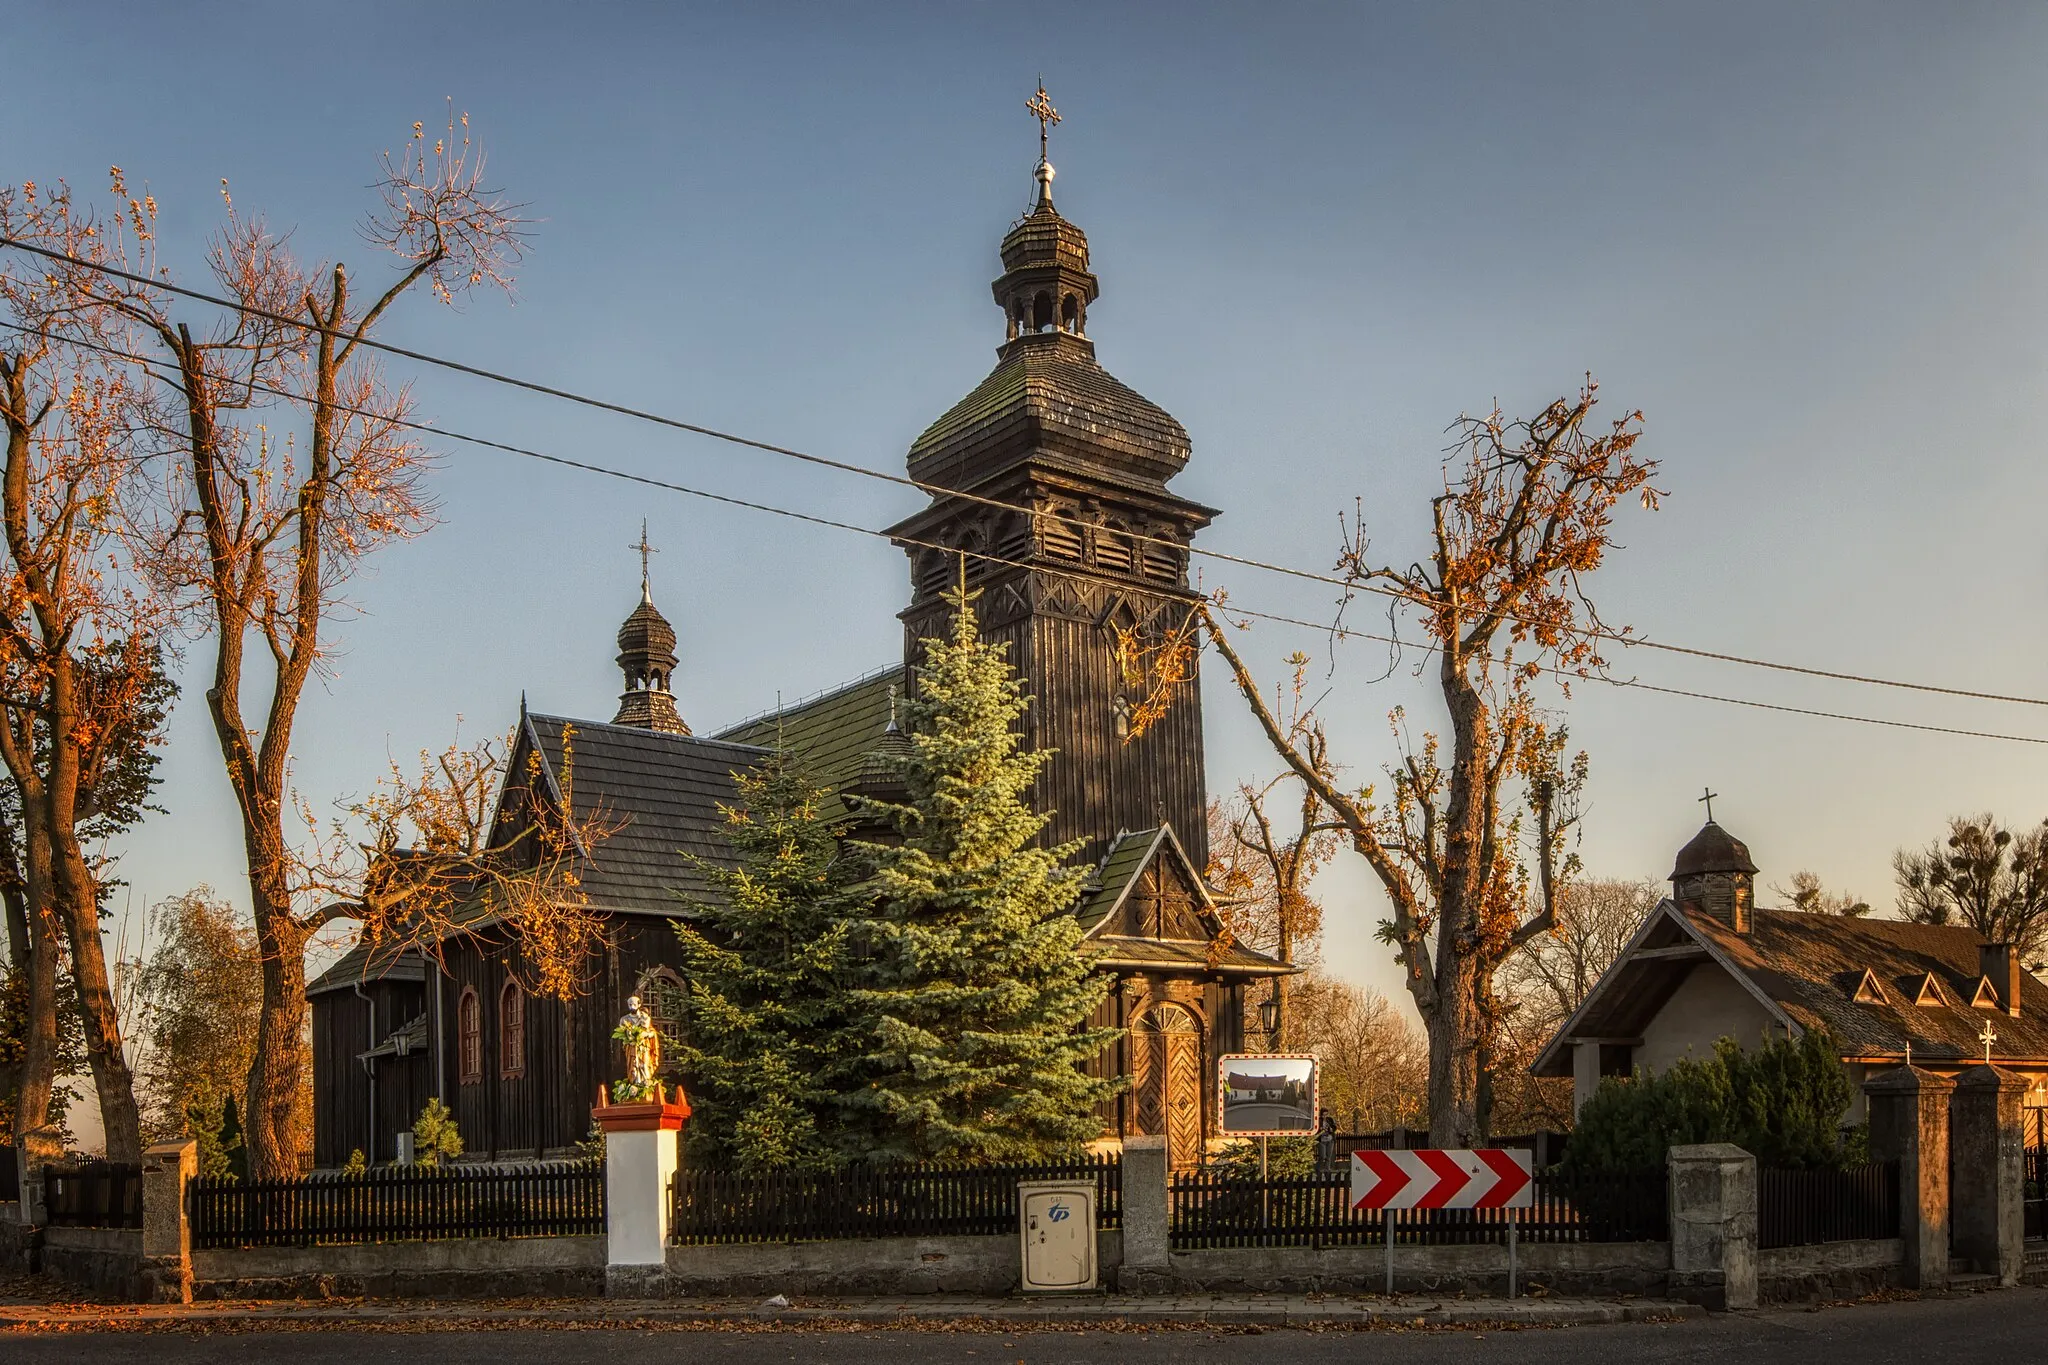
<box><xmin>1564</xmin><ymin>1029</ymin><xmax>1857</xmax><ymax>1172</ymax></box>
<box><xmin>411</xmin><ymin>1098</ymin><xmax>464</xmax><ymax>1167</ymax></box>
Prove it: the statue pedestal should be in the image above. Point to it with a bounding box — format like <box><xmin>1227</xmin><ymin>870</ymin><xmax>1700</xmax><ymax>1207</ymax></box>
<box><xmin>593</xmin><ymin>1093</ymin><xmax>690</xmax><ymax>1295</ymax></box>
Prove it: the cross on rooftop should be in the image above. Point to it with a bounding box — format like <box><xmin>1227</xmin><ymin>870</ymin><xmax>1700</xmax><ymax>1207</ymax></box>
<box><xmin>630</xmin><ymin>520</ymin><xmax>658</xmax><ymax>593</ymax></box>
<box><xmin>1980</xmin><ymin>1020</ymin><xmax>1999</xmax><ymax>1065</ymax></box>
<box><xmin>1698</xmin><ymin>787</ymin><xmax>1718</xmax><ymax>822</ymax></box>
<box><xmin>1027</xmin><ymin>80</ymin><xmax>1060</xmax><ymax>164</ymax></box>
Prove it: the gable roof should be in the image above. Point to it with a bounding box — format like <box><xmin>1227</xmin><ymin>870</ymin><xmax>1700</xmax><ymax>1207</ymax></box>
<box><xmin>520</xmin><ymin>710</ymin><xmax>768</xmax><ymax>918</ymax></box>
<box><xmin>1532</xmin><ymin>901</ymin><xmax>2048</xmax><ymax>1075</ymax></box>
<box><xmin>1077</xmin><ymin>825</ymin><xmax>1294</xmax><ymax>978</ymax></box>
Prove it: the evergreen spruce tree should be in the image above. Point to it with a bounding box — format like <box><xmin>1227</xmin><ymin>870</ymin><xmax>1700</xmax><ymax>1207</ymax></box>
<box><xmin>843</xmin><ymin>584</ymin><xmax>1121</xmax><ymax>1162</ymax></box>
<box><xmin>669</xmin><ymin>747</ymin><xmax>869</xmax><ymax>1170</ymax></box>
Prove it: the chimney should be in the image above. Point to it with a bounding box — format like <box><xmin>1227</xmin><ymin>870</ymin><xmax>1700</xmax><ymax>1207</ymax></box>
<box><xmin>1981</xmin><ymin>942</ymin><xmax>2022</xmax><ymax>1018</ymax></box>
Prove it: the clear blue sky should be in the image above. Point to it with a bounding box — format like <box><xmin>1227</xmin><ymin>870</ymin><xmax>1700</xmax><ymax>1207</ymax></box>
<box><xmin>12</xmin><ymin>3</ymin><xmax>2048</xmax><ymax>1038</ymax></box>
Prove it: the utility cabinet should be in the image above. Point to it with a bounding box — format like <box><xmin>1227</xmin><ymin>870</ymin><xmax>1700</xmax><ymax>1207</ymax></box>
<box><xmin>1018</xmin><ymin>1179</ymin><xmax>1098</xmax><ymax>1291</ymax></box>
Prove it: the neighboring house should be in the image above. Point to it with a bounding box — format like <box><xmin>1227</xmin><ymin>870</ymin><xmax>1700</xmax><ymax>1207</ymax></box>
<box><xmin>308</xmin><ymin>140</ymin><xmax>1290</xmax><ymax>1170</ymax></box>
<box><xmin>1531</xmin><ymin>817</ymin><xmax>2048</xmax><ymax>1124</ymax></box>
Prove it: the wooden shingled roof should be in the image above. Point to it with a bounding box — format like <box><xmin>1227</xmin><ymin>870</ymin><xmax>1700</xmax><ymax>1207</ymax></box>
<box><xmin>906</xmin><ymin>331</ymin><xmax>1192</xmax><ymax>496</ymax></box>
<box><xmin>1531</xmin><ymin>900</ymin><xmax>2048</xmax><ymax>1076</ymax></box>
<box><xmin>521</xmin><ymin>711</ymin><xmax>767</xmax><ymax>918</ymax></box>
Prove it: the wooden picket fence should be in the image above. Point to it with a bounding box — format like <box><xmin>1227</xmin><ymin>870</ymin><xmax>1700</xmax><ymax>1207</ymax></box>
<box><xmin>1756</xmin><ymin>1161</ymin><xmax>1898</xmax><ymax>1249</ymax></box>
<box><xmin>670</xmin><ymin>1156</ymin><xmax>1121</xmax><ymax>1245</ymax></box>
<box><xmin>1168</xmin><ymin>1165</ymin><xmax>1667</xmax><ymax>1250</ymax></box>
<box><xmin>189</xmin><ymin>1160</ymin><xmax>605</xmax><ymax>1249</ymax></box>
<box><xmin>44</xmin><ymin>1162</ymin><xmax>144</xmax><ymax>1228</ymax></box>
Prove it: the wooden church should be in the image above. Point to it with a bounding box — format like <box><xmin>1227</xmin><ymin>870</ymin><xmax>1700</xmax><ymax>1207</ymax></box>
<box><xmin>308</xmin><ymin>115</ymin><xmax>1290</xmax><ymax>1172</ymax></box>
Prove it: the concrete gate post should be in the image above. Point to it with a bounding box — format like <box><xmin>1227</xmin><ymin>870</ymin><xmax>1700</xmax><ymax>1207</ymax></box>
<box><xmin>593</xmin><ymin>1089</ymin><xmax>690</xmax><ymax>1298</ymax></box>
<box><xmin>1864</xmin><ymin>1064</ymin><xmax>1952</xmax><ymax>1291</ymax></box>
<box><xmin>1950</xmin><ymin>1064</ymin><xmax>2025</xmax><ymax>1285</ymax></box>
<box><xmin>1119</xmin><ymin>1136</ymin><xmax>1170</xmax><ymax>1288</ymax></box>
<box><xmin>1667</xmin><ymin>1143</ymin><xmax>1758</xmax><ymax>1310</ymax></box>
<box><xmin>139</xmin><ymin>1139</ymin><xmax>196</xmax><ymax>1304</ymax></box>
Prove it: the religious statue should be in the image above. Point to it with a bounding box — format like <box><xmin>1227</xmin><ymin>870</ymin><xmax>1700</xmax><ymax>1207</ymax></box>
<box><xmin>610</xmin><ymin>995</ymin><xmax>662</xmax><ymax>1103</ymax></box>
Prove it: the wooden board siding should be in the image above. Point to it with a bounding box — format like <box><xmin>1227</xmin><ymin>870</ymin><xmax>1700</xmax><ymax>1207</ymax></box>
<box><xmin>439</xmin><ymin>918</ymin><xmax>689</xmax><ymax>1159</ymax></box>
<box><xmin>310</xmin><ymin>978</ymin><xmax>426</xmax><ymax>1168</ymax></box>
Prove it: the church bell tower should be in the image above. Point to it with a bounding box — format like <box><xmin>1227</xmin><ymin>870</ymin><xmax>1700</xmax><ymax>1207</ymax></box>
<box><xmin>886</xmin><ymin>87</ymin><xmax>1216</xmax><ymax>868</ymax></box>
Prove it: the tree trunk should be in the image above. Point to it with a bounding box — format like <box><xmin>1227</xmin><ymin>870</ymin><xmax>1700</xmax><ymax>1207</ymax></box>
<box><xmin>1422</xmin><ymin>955</ymin><xmax>1483</xmax><ymax>1147</ymax></box>
<box><xmin>242</xmin><ymin>865</ymin><xmax>310</xmax><ymax>1180</ymax></box>
<box><xmin>12</xmin><ymin>821</ymin><xmax>62</xmax><ymax>1170</ymax></box>
<box><xmin>49</xmin><ymin>841</ymin><xmax>142</xmax><ymax>1163</ymax></box>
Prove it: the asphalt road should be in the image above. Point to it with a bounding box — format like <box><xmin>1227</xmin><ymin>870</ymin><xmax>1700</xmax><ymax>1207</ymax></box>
<box><xmin>9</xmin><ymin>1289</ymin><xmax>2045</xmax><ymax>1365</ymax></box>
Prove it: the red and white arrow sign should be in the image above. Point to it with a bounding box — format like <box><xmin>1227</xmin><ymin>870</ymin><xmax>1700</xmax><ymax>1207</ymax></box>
<box><xmin>1350</xmin><ymin>1148</ymin><xmax>1533</xmax><ymax>1210</ymax></box>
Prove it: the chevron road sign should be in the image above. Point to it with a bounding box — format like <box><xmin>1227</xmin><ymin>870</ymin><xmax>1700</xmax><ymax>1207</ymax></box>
<box><xmin>1349</xmin><ymin>1148</ymin><xmax>1533</xmax><ymax>1210</ymax></box>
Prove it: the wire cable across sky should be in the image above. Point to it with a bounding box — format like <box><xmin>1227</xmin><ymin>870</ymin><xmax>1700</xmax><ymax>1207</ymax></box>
<box><xmin>5</xmin><ymin>233</ymin><xmax>2046</xmax><ymax>714</ymax></box>
<box><xmin>9</xmin><ymin>316</ymin><xmax>2044</xmax><ymax>750</ymax></box>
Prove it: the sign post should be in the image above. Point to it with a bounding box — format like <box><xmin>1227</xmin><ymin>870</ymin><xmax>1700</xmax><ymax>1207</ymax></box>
<box><xmin>1350</xmin><ymin>1147</ymin><xmax>1534</xmax><ymax>1299</ymax></box>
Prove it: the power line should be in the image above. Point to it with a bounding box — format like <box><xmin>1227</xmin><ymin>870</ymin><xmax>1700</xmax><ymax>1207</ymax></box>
<box><xmin>14</xmin><ymin>316</ymin><xmax>2045</xmax><ymax>751</ymax></box>
<box><xmin>5</xmin><ymin>237</ymin><xmax>2044</xmax><ymax>709</ymax></box>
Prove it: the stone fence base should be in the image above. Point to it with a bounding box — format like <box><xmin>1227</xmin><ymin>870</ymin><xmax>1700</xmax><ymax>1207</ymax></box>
<box><xmin>652</xmin><ymin>1230</ymin><xmax>1124</xmax><ymax>1298</ymax></box>
<box><xmin>192</xmin><ymin>1236</ymin><xmax>604</xmax><ymax>1301</ymax></box>
<box><xmin>41</xmin><ymin>1226</ymin><xmax>145</xmax><ymax>1299</ymax></box>
<box><xmin>1756</xmin><ymin>1238</ymin><xmax>1904</xmax><ymax>1304</ymax></box>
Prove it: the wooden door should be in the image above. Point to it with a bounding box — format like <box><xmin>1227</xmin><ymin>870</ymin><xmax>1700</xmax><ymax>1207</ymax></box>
<box><xmin>1164</xmin><ymin>1029</ymin><xmax>1204</xmax><ymax>1169</ymax></box>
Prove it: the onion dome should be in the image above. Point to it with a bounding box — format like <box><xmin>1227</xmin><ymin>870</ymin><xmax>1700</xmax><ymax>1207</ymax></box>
<box><xmin>1671</xmin><ymin>821</ymin><xmax>1759</xmax><ymax>880</ymax></box>
<box><xmin>612</xmin><ymin>580</ymin><xmax>689</xmax><ymax>735</ymax></box>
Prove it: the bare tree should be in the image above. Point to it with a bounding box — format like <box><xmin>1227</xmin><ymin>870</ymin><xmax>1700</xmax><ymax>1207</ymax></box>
<box><xmin>1203</xmin><ymin>384</ymin><xmax>1656</xmax><ymax>1143</ymax></box>
<box><xmin>19</xmin><ymin>116</ymin><xmax>527</xmax><ymax>1176</ymax></box>
<box><xmin>1772</xmin><ymin>870</ymin><xmax>1870</xmax><ymax>917</ymax></box>
<box><xmin>1894</xmin><ymin>815</ymin><xmax>2048</xmax><ymax>960</ymax></box>
<box><xmin>1206</xmin><ymin>777</ymin><xmax>1338</xmax><ymax>1048</ymax></box>
<box><xmin>1505</xmin><ymin>877</ymin><xmax>1660</xmax><ymax>1028</ymax></box>
<box><xmin>1287</xmin><ymin>971</ymin><xmax>1427</xmax><ymax>1132</ymax></box>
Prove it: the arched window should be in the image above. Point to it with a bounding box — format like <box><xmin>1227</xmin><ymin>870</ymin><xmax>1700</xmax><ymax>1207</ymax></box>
<box><xmin>637</xmin><ymin>968</ymin><xmax>684</xmax><ymax>1049</ymax></box>
<box><xmin>457</xmin><ymin>987</ymin><xmax>482</xmax><ymax>1084</ymax></box>
<box><xmin>499</xmin><ymin>981</ymin><xmax>525</xmax><ymax>1079</ymax></box>
<box><xmin>1060</xmin><ymin>294</ymin><xmax>1079</xmax><ymax>332</ymax></box>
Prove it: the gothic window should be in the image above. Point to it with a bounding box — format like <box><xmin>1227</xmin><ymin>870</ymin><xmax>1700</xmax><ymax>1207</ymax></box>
<box><xmin>499</xmin><ymin>981</ymin><xmax>525</xmax><ymax>1079</ymax></box>
<box><xmin>457</xmin><ymin>987</ymin><xmax>482</xmax><ymax>1084</ymax></box>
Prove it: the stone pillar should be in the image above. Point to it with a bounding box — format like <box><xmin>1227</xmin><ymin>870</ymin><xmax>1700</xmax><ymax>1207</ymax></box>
<box><xmin>16</xmin><ymin>1148</ymin><xmax>47</xmax><ymax>1228</ymax></box>
<box><xmin>1950</xmin><ymin>1064</ymin><xmax>2025</xmax><ymax>1285</ymax></box>
<box><xmin>593</xmin><ymin>1092</ymin><xmax>689</xmax><ymax>1298</ymax></box>
<box><xmin>1864</xmin><ymin>1065</ymin><xmax>1951</xmax><ymax>1291</ymax></box>
<box><xmin>1667</xmin><ymin>1143</ymin><xmax>1757</xmax><ymax>1310</ymax></box>
<box><xmin>1119</xmin><ymin>1136</ymin><xmax>1170</xmax><ymax>1282</ymax></box>
<box><xmin>139</xmin><ymin>1140</ymin><xmax>196</xmax><ymax>1304</ymax></box>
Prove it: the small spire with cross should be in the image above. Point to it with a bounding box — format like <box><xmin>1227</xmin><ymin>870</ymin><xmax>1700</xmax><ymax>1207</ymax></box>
<box><xmin>1026</xmin><ymin>79</ymin><xmax>1060</xmax><ymax>205</ymax></box>
<box><xmin>1980</xmin><ymin>1019</ymin><xmax>1999</xmax><ymax>1065</ymax></box>
<box><xmin>1698</xmin><ymin>787</ymin><xmax>1719</xmax><ymax>823</ymax></box>
<box><xmin>630</xmin><ymin>520</ymin><xmax>658</xmax><ymax>600</ymax></box>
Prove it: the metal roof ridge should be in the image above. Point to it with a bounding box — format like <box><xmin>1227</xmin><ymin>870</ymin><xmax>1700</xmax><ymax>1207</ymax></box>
<box><xmin>711</xmin><ymin>665</ymin><xmax>898</xmax><ymax>737</ymax></box>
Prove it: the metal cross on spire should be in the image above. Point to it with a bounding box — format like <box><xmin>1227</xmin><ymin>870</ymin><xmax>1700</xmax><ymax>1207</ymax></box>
<box><xmin>1698</xmin><ymin>787</ymin><xmax>1718</xmax><ymax>822</ymax></box>
<box><xmin>1027</xmin><ymin>79</ymin><xmax>1060</xmax><ymax>166</ymax></box>
<box><xmin>630</xmin><ymin>519</ymin><xmax>658</xmax><ymax>597</ymax></box>
<box><xmin>1980</xmin><ymin>1019</ymin><xmax>1999</xmax><ymax>1065</ymax></box>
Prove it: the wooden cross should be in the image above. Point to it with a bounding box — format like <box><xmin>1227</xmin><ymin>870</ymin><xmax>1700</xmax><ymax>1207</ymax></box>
<box><xmin>1980</xmin><ymin>1020</ymin><xmax>1999</xmax><ymax>1065</ymax></box>
<box><xmin>1698</xmin><ymin>787</ymin><xmax>1718</xmax><ymax>822</ymax></box>
<box><xmin>630</xmin><ymin>520</ymin><xmax>658</xmax><ymax>593</ymax></box>
<box><xmin>1027</xmin><ymin>80</ymin><xmax>1060</xmax><ymax>163</ymax></box>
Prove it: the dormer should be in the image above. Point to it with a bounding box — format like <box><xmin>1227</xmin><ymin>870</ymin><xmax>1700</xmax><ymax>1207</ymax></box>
<box><xmin>1850</xmin><ymin>969</ymin><xmax>1889</xmax><ymax>1006</ymax></box>
<box><xmin>1971</xmin><ymin>976</ymin><xmax>2003</xmax><ymax>1010</ymax></box>
<box><xmin>1910</xmin><ymin>973</ymin><xmax>1948</xmax><ymax>1007</ymax></box>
